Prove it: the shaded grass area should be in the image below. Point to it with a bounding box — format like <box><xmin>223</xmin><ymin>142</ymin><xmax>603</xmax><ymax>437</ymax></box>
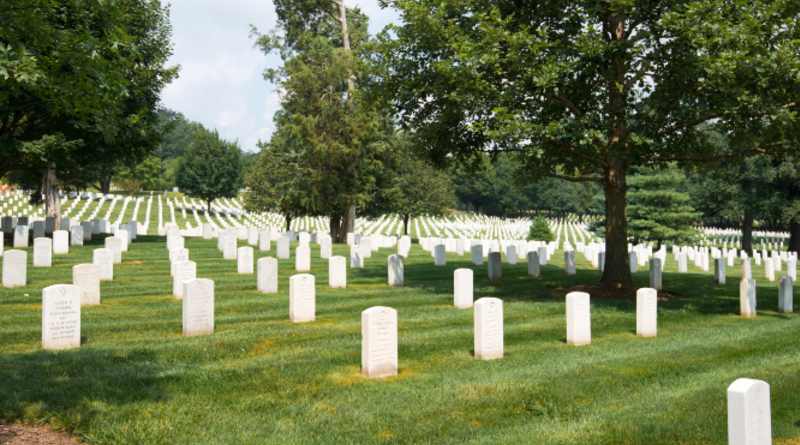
<box><xmin>1</xmin><ymin>236</ymin><xmax>799</xmax><ymax>444</ymax></box>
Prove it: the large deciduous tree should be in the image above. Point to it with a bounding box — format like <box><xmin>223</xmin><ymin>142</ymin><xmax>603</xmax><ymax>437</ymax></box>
<box><xmin>379</xmin><ymin>0</ymin><xmax>800</xmax><ymax>290</ymax></box>
<box><xmin>366</xmin><ymin>134</ymin><xmax>455</xmax><ymax>235</ymax></box>
<box><xmin>0</xmin><ymin>0</ymin><xmax>176</xmax><ymax>227</ymax></box>
<box><xmin>176</xmin><ymin>130</ymin><xmax>242</xmax><ymax>212</ymax></box>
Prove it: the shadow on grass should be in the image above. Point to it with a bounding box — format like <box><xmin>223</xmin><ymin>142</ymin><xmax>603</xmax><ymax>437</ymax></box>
<box><xmin>0</xmin><ymin>348</ymin><xmax>172</xmax><ymax>429</ymax></box>
<box><xmin>352</xmin><ymin>253</ymin><xmax>785</xmax><ymax>316</ymax></box>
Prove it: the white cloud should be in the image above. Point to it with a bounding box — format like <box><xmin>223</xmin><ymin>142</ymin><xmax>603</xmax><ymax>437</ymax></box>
<box><xmin>161</xmin><ymin>0</ymin><xmax>400</xmax><ymax>153</ymax></box>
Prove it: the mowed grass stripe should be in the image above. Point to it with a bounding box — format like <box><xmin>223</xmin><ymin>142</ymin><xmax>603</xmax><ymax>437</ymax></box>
<box><xmin>1</xmin><ymin>235</ymin><xmax>799</xmax><ymax>444</ymax></box>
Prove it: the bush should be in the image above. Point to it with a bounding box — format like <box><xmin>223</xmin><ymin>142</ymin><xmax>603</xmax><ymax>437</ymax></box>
<box><xmin>528</xmin><ymin>217</ymin><xmax>554</xmax><ymax>241</ymax></box>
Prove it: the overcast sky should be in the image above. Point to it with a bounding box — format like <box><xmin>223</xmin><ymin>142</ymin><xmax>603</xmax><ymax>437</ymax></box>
<box><xmin>161</xmin><ymin>0</ymin><xmax>400</xmax><ymax>153</ymax></box>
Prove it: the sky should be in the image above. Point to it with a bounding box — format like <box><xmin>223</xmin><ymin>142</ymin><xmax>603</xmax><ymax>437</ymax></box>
<box><xmin>161</xmin><ymin>0</ymin><xmax>400</xmax><ymax>153</ymax></box>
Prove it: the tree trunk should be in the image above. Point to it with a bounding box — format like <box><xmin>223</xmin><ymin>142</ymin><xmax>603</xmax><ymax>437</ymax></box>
<box><xmin>43</xmin><ymin>165</ymin><xmax>61</xmax><ymax>229</ymax></box>
<box><xmin>403</xmin><ymin>214</ymin><xmax>410</xmax><ymax>236</ymax></box>
<box><xmin>789</xmin><ymin>221</ymin><xmax>800</xmax><ymax>254</ymax></box>
<box><xmin>601</xmin><ymin>160</ymin><xmax>632</xmax><ymax>290</ymax></box>
<box><xmin>99</xmin><ymin>175</ymin><xmax>112</xmax><ymax>194</ymax></box>
<box><xmin>329</xmin><ymin>214</ymin><xmax>344</xmax><ymax>243</ymax></box>
<box><xmin>285</xmin><ymin>215</ymin><xmax>292</xmax><ymax>232</ymax></box>
<box><xmin>207</xmin><ymin>199</ymin><xmax>213</xmax><ymax>214</ymax></box>
<box><xmin>741</xmin><ymin>205</ymin><xmax>754</xmax><ymax>255</ymax></box>
<box><xmin>336</xmin><ymin>0</ymin><xmax>356</xmax><ymax>96</ymax></box>
<box><xmin>344</xmin><ymin>205</ymin><xmax>355</xmax><ymax>234</ymax></box>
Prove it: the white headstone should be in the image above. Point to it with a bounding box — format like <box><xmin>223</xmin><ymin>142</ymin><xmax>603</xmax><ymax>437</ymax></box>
<box><xmin>765</xmin><ymin>259</ymin><xmax>775</xmax><ymax>282</ymax></box>
<box><xmin>527</xmin><ymin>251</ymin><xmax>540</xmax><ymax>277</ymax></box>
<box><xmin>488</xmin><ymin>252</ymin><xmax>502</xmax><ymax>282</ymax></box>
<box><xmin>237</xmin><ymin>246</ymin><xmax>254</xmax><ymax>274</ymax></box>
<box><xmin>319</xmin><ymin>237</ymin><xmax>332</xmax><ymax>259</ymax></box>
<box><xmin>471</xmin><ymin>244</ymin><xmax>483</xmax><ymax>266</ymax></box>
<box><xmin>277</xmin><ymin>236</ymin><xmax>291</xmax><ymax>260</ymax></box>
<box><xmin>258</xmin><ymin>230</ymin><xmax>271</xmax><ymax>251</ymax></box>
<box><xmin>289</xmin><ymin>273</ymin><xmax>315</xmax><ymax>323</ymax></box>
<box><xmin>247</xmin><ymin>227</ymin><xmax>259</xmax><ymax>246</ymax></box>
<box><xmin>454</xmin><ymin>268</ymin><xmax>473</xmax><ymax>309</ymax></box>
<box><xmin>295</xmin><ymin>244</ymin><xmax>311</xmax><ymax>272</ymax></box>
<box><xmin>105</xmin><ymin>237</ymin><xmax>123</xmax><ymax>264</ymax></box>
<box><xmin>257</xmin><ymin>257</ymin><xmax>278</xmax><ymax>293</ymax></box>
<box><xmin>51</xmin><ymin>230</ymin><xmax>68</xmax><ymax>255</ymax></box>
<box><xmin>727</xmin><ymin>378</ymin><xmax>772</xmax><ymax>445</ymax></box>
<box><xmin>350</xmin><ymin>246</ymin><xmax>363</xmax><ymax>269</ymax></box>
<box><xmin>649</xmin><ymin>258</ymin><xmax>662</xmax><ymax>290</ymax></box>
<box><xmin>636</xmin><ymin>287</ymin><xmax>657</xmax><ymax>337</ymax></box>
<box><xmin>169</xmin><ymin>248</ymin><xmax>190</xmax><ymax>277</ymax></box>
<box><xmin>70</xmin><ymin>225</ymin><xmax>84</xmax><ymax>246</ymax></box>
<box><xmin>566</xmin><ymin>291</ymin><xmax>591</xmax><ymax>346</ymax></box>
<box><xmin>168</xmin><ymin>234</ymin><xmax>185</xmax><ymax>252</ymax></box>
<box><xmin>33</xmin><ymin>237</ymin><xmax>52</xmax><ymax>267</ymax></box>
<box><xmin>173</xmin><ymin>260</ymin><xmax>197</xmax><ymax>299</ymax></box>
<box><xmin>564</xmin><ymin>251</ymin><xmax>576</xmax><ymax>275</ymax></box>
<box><xmin>182</xmin><ymin>278</ymin><xmax>214</xmax><ymax>336</ymax></box>
<box><xmin>328</xmin><ymin>255</ymin><xmax>347</xmax><ymax>289</ymax></box>
<box><xmin>434</xmin><ymin>244</ymin><xmax>446</xmax><ymax>266</ymax></box>
<box><xmin>387</xmin><ymin>254</ymin><xmax>404</xmax><ymax>286</ymax></box>
<box><xmin>42</xmin><ymin>284</ymin><xmax>81</xmax><ymax>350</ymax></box>
<box><xmin>474</xmin><ymin>297</ymin><xmax>503</xmax><ymax>360</ymax></box>
<box><xmin>779</xmin><ymin>276</ymin><xmax>793</xmax><ymax>313</ymax></box>
<box><xmin>740</xmin><ymin>278</ymin><xmax>757</xmax><ymax>318</ymax></box>
<box><xmin>714</xmin><ymin>258</ymin><xmax>726</xmax><ymax>285</ymax></box>
<box><xmin>202</xmin><ymin>223</ymin><xmax>214</xmax><ymax>240</ymax></box>
<box><xmin>72</xmin><ymin>263</ymin><xmax>100</xmax><ymax>305</ymax></box>
<box><xmin>92</xmin><ymin>248</ymin><xmax>114</xmax><ymax>281</ymax></box>
<box><xmin>2</xmin><ymin>249</ymin><xmax>27</xmax><ymax>287</ymax></box>
<box><xmin>222</xmin><ymin>234</ymin><xmax>237</xmax><ymax>260</ymax></box>
<box><xmin>506</xmin><ymin>245</ymin><xmax>518</xmax><ymax>265</ymax></box>
<box><xmin>361</xmin><ymin>306</ymin><xmax>398</xmax><ymax>378</ymax></box>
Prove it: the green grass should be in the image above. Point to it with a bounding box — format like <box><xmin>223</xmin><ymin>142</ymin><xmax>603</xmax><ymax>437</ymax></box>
<box><xmin>1</xmin><ymin>236</ymin><xmax>799</xmax><ymax>444</ymax></box>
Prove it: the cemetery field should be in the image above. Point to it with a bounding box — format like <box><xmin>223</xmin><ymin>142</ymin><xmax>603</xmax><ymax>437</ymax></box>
<box><xmin>2</xmin><ymin>236</ymin><xmax>800</xmax><ymax>444</ymax></box>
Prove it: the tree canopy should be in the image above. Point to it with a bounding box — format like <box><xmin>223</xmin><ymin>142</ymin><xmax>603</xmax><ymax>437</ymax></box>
<box><xmin>176</xmin><ymin>130</ymin><xmax>242</xmax><ymax>211</ymax></box>
<box><xmin>377</xmin><ymin>0</ymin><xmax>800</xmax><ymax>289</ymax></box>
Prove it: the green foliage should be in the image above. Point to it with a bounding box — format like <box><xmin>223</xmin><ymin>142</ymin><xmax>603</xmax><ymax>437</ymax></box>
<box><xmin>450</xmin><ymin>153</ymin><xmax>600</xmax><ymax>217</ymax></box>
<box><xmin>627</xmin><ymin>167</ymin><xmax>700</xmax><ymax>246</ymax></box>
<box><xmin>176</xmin><ymin>130</ymin><xmax>242</xmax><ymax>210</ymax></box>
<box><xmin>377</xmin><ymin>0</ymin><xmax>800</xmax><ymax>286</ymax></box>
<box><xmin>115</xmin><ymin>156</ymin><xmax>168</xmax><ymax>193</ymax></box>
<box><xmin>251</xmin><ymin>0</ymin><xmax>390</xmax><ymax>239</ymax></box>
<box><xmin>366</xmin><ymin>133</ymin><xmax>455</xmax><ymax>234</ymax></box>
<box><xmin>0</xmin><ymin>0</ymin><xmax>176</xmax><ymax>194</ymax></box>
<box><xmin>527</xmin><ymin>217</ymin><xmax>554</xmax><ymax>242</ymax></box>
<box><xmin>243</xmin><ymin>141</ymin><xmax>308</xmax><ymax>220</ymax></box>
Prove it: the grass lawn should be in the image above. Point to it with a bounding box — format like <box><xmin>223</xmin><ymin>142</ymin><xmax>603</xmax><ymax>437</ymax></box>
<box><xmin>1</xmin><ymin>235</ymin><xmax>799</xmax><ymax>444</ymax></box>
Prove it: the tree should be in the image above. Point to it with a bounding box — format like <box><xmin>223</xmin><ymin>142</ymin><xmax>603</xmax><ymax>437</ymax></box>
<box><xmin>176</xmin><ymin>130</ymin><xmax>242</xmax><ymax>212</ymax></box>
<box><xmin>528</xmin><ymin>217</ymin><xmax>554</xmax><ymax>242</ymax></box>
<box><xmin>253</xmin><ymin>0</ymin><xmax>388</xmax><ymax>242</ymax></box>
<box><xmin>244</xmin><ymin>140</ymin><xmax>309</xmax><ymax>232</ymax></box>
<box><xmin>367</xmin><ymin>134</ymin><xmax>455</xmax><ymax>235</ymax></box>
<box><xmin>116</xmin><ymin>155</ymin><xmax>166</xmax><ymax>193</ymax></box>
<box><xmin>378</xmin><ymin>0</ymin><xmax>800</xmax><ymax>290</ymax></box>
<box><xmin>0</xmin><ymin>0</ymin><xmax>176</xmax><ymax>226</ymax></box>
<box><xmin>627</xmin><ymin>167</ymin><xmax>700</xmax><ymax>248</ymax></box>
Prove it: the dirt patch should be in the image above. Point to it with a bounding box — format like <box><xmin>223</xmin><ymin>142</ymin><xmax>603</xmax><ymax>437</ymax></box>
<box><xmin>0</xmin><ymin>424</ymin><xmax>82</xmax><ymax>445</ymax></box>
<box><xmin>124</xmin><ymin>260</ymin><xmax>144</xmax><ymax>265</ymax></box>
<box><xmin>558</xmin><ymin>284</ymin><xmax>681</xmax><ymax>301</ymax></box>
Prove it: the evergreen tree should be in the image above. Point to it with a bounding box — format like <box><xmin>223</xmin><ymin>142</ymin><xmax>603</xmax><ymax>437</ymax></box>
<box><xmin>527</xmin><ymin>217</ymin><xmax>554</xmax><ymax>242</ymax></box>
<box><xmin>627</xmin><ymin>168</ymin><xmax>700</xmax><ymax>248</ymax></box>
